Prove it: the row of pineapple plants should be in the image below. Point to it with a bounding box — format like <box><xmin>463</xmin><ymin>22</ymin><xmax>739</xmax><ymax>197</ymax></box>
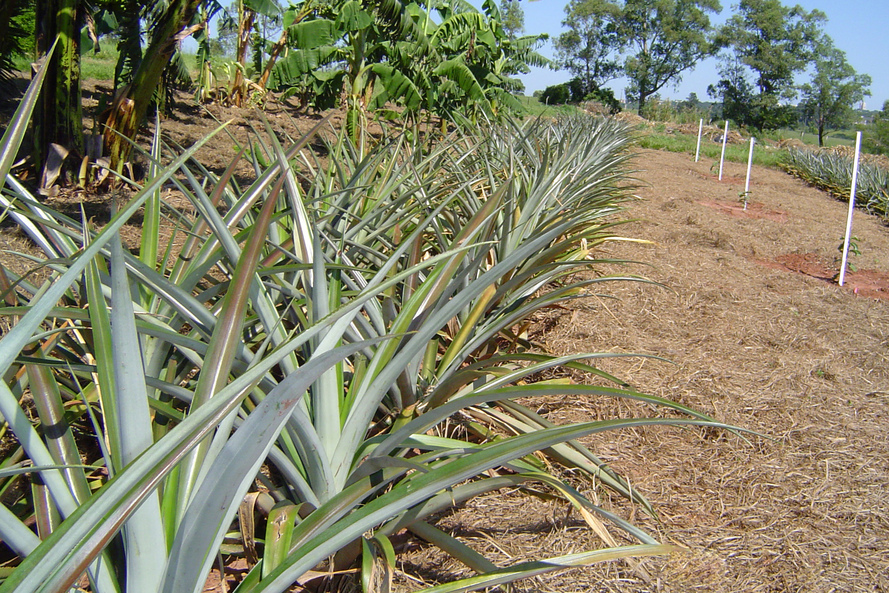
<box><xmin>0</xmin><ymin>58</ymin><xmax>736</xmax><ymax>593</ymax></box>
<box><xmin>781</xmin><ymin>147</ymin><xmax>889</xmax><ymax>218</ymax></box>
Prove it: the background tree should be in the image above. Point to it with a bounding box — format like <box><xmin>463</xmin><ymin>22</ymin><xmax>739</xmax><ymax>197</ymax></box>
<box><xmin>715</xmin><ymin>0</ymin><xmax>825</xmax><ymax>130</ymax></box>
<box><xmin>270</xmin><ymin>0</ymin><xmax>547</xmax><ymax>132</ymax></box>
<box><xmin>23</xmin><ymin>0</ymin><xmax>203</xmax><ymax>170</ymax></box>
<box><xmin>553</xmin><ymin>0</ymin><xmax>622</xmax><ymax>101</ymax></box>
<box><xmin>227</xmin><ymin>0</ymin><xmax>281</xmax><ymax>106</ymax></box>
<box><xmin>863</xmin><ymin>101</ymin><xmax>889</xmax><ymax>157</ymax></box>
<box><xmin>708</xmin><ymin>57</ymin><xmax>756</xmax><ymax>125</ymax></box>
<box><xmin>0</xmin><ymin>0</ymin><xmax>35</xmax><ymax>83</ymax></box>
<box><xmin>540</xmin><ymin>82</ymin><xmax>570</xmax><ymax>104</ymax></box>
<box><xmin>680</xmin><ymin>92</ymin><xmax>700</xmax><ymax>111</ymax></box>
<box><xmin>214</xmin><ymin>8</ymin><xmax>239</xmax><ymax>57</ymax></box>
<box><xmin>799</xmin><ymin>36</ymin><xmax>871</xmax><ymax>146</ymax></box>
<box><xmin>617</xmin><ymin>0</ymin><xmax>722</xmax><ymax>116</ymax></box>
<box><xmin>556</xmin><ymin>0</ymin><xmax>720</xmax><ymax>116</ymax></box>
<box><xmin>498</xmin><ymin>0</ymin><xmax>524</xmax><ymax>38</ymax></box>
<box><xmin>109</xmin><ymin>0</ymin><xmax>144</xmax><ymax>91</ymax></box>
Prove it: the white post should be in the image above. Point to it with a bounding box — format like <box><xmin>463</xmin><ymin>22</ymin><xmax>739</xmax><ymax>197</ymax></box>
<box><xmin>718</xmin><ymin>120</ymin><xmax>729</xmax><ymax>181</ymax></box>
<box><xmin>838</xmin><ymin>131</ymin><xmax>863</xmax><ymax>287</ymax></box>
<box><xmin>695</xmin><ymin>118</ymin><xmax>703</xmax><ymax>162</ymax></box>
<box><xmin>743</xmin><ymin>137</ymin><xmax>755</xmax><ymax>210</ymax></box>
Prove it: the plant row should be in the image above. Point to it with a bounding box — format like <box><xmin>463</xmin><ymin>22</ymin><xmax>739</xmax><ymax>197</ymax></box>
<box><xmin>0</xmin><ymin>65</ymin><xmax>732</xmax><ymax>593</ymax></box>
<box><xmin>781</xmin><ymin>148</ymin><xmax>889</xmax><ymax>218</ymax></box>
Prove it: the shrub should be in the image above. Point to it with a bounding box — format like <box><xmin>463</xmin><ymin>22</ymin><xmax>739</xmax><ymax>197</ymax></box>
<box><xmin>586</xmin><ymin>86</ymin><xmax>621</xmax><ymax>114</ymax></box>
<box><xmin>863</xmin><ymin>100</ymin><xmax>889</xmax><ymax>157</ymax></box>
<box><xmin>540</xmin><ymin>83</ymin><xmax>571</xmax><ymax>105</ymax></box>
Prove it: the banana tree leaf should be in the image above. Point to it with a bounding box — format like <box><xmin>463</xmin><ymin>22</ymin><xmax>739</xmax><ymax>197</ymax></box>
<box><xmin>335</xmin><ymin>1</ymin><xmax>373</xmax><ymax>32</ymax></box>
<box><xmin>290</xmin><ymin>18</ymin><xmax>337</xmax><ymax>49</ymax></box>
<box><xmin>369</xmin><ymin>64</ymin><xmax>422</xmax><ymax>111</ymax></box>
<box><xmin>244</xmin><ymin>0</ymin><xmax>279</xmax><ymax>16</ymax></box>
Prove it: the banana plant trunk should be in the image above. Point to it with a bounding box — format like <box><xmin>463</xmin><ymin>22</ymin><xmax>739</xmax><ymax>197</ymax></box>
<box><xmin>230</xmin><ymin>3</ymin><xmax>256</xmax><ymax>107</ymax></box>
<box><xmin>33</xmin><ymin>0</ymin><xmax>83</xmax><ymax>172</ymax></box>
<box><xmin>257</xmin><ymin>28</ymin><xmax>288</xmax><ymax>90</ymax></box>
<box><xmin>256</xmin><ymin>3</ymin><xmax>315</xmax><ymax>91</ymax></box>
<box><xmin>103</xmin><ymin>0</ymin><xmax>201</xmax><ymax>171</ymax></box>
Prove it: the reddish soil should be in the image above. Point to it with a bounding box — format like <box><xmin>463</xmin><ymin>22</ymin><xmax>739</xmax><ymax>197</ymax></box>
<box><xmin>758</xmin><ymin>252</ymin><xmax>889</xmax><ymax>300</ymax></box>
<box><xmin>699</xmin><ymin>199</ymin><xmax>789</xmax><ymax>223</ymax></box>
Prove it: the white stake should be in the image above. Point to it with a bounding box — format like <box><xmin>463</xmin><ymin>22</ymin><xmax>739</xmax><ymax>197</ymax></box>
<box><xmin>718</xmin><ymin>120</ymin><xmax>728</xmax><ymax>181</ymax></box>
<box><xmin>695</xmin><ymin>118</ymin><xmax>703</xmax><ymax>162</ymax></box>
<box><xmin>838</xmin><ymin>131</ymin><xmax>863</xmax><ymax>287</ymax></box>
<box><xmin>743</xmin><ymin>137</ymin><xmax>755</xmax><ymax>210</ymax></box>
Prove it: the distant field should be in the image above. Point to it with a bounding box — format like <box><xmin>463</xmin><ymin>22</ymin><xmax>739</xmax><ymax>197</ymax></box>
<box><xmin>515</xmin><ymin>97</ymin><xmax>859</xmax><ymax>156</ymax></box>
<box><xmin>515</xmin><ymin>95</ymin><xmax>582</xmax><ymax>117</ymax></box>
<box><xmin>775</xmin><ymin>128</ymin><xmax>857</xmax><ymax>147</ymax></box>
<box><xmin>636</xmin><ymin>130</ymin><xmax>788</xmax><ymax>169</ymax></box>
<box><xmin>14</xmin><ymin>46</ymin><xmax>200</xmax><ymax>81</ymax></box>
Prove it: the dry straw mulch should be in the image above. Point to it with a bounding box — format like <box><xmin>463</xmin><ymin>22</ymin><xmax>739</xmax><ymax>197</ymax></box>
<box><xmin>396</xmin><ymin>149</ymin><xmax>889</xmax><ymax>592</ymax></box>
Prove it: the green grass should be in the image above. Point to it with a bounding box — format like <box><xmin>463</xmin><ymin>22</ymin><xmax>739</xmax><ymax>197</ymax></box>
<box><xmin>12</xmin><ymin>46</ymin><xmax>200</xmax><ymax>82</ymax></box>
<box><xmin>81</xmin><ymin>47</ymin><xmax>119</xmax><ymax>81</ymax></box>
<box><xmin>516</xmin><ymin>95</ymin><xmax>583</xmax><ymax>117</ymax></box>
<box><xmin>773</xmin><ymin>128</ymin><xmax>856</xmax><ymax>147</ymax></box>
<box><xmin>637</xmin><ymin>131</ymin><xmax>787</xmax><ymax>169</ymax></box>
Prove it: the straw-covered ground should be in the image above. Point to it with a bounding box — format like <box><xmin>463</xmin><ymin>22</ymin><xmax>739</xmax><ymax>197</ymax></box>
<box><xmin>398</xmin><ymin>149</ymin><xmax>889</xmax><ymax>592</ymax></box>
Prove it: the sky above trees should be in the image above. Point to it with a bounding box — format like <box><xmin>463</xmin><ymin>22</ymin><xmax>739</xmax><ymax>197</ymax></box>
<box><xmin>514</xmin><ymin>0</ymin><xmax>888</xmax><ymax>108</ymax></box>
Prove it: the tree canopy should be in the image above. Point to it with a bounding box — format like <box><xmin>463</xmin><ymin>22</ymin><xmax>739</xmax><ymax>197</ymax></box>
<box><xmin>0</xmin><ymin>0</ymin><xmax>34</xmax><ymax>82</ymax></box>
<box><xmin>799</xmin><ymin>36</ymin><xmax>871</xmax><ymax>146</ymax></box>
<box><xmin>863</xmin><ymin>101</ymin><xmax>889</xmax><ymax>157</ymax></box>
<box><xmin>270</xmin><ymin>0</ymin><xmax>549</xmax><ymax>138</ymax></box>
<box><xmin>554</xmin><ymin>0</ymin><xmax>622</xmax><ymax>100</ymax></box>
<box><xmin>711</xmin><ymin>0</ymin><xmax>825</xmax><ymax>130</ymax></box>
<box><xmin>618</xmin><ymin>0</ymin><xmax>722</xmax><ymax>115</ymax></box>
<box><xmin>499</xmin><ymin>0</ymin><xmax>525</xmax><ymax>38</ymax></box>
<box><xmin>555</xmin><ymin>0</ymin><xmax>721</xmax><ymax>115</ymax></box>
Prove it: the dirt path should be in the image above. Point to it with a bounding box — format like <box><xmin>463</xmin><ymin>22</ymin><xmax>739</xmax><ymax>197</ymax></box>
<box><xmin>402</xmin><ymin>149</ymin><xmax>889</xmax><ymax>592</ymax></box>
<box><xmin>585</xmin><ymin>149</ymin><xmax>889</xmax><ymax>592</ymax></box>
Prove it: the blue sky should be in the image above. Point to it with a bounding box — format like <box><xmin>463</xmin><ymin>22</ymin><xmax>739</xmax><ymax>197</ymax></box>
<box><xmin>514</xmin><ymin>0</ymin><xmax>889</xmax><ymax>110</ymax></box>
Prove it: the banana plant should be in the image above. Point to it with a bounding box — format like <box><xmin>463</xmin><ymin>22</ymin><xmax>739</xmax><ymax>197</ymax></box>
<box><xmin>270</xmin><ymin>0</ymin><xmax>548</xmax><ymax>140</ymax></box>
